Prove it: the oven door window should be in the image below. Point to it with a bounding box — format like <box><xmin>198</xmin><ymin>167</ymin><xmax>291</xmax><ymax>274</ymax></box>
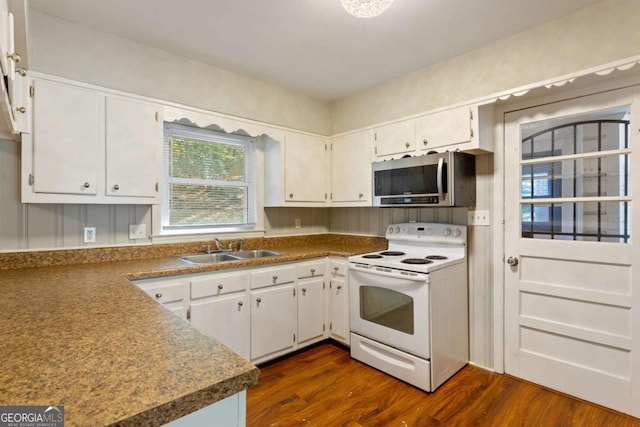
<box><xmin>360</xmin><ymin>286</ymin><xmax>414</xmax><ymax>335</ymax></box>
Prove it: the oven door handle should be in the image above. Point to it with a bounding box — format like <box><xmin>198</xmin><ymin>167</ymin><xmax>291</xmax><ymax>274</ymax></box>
<box><xmin>350</xmin><ymin>264</ymin><xmax>428</xmax><ymax>283</ymax></box>
<box><xmin>437</xmin><ymin>157</ymin><xmax>445</xmax><ymax>202</ymax></box>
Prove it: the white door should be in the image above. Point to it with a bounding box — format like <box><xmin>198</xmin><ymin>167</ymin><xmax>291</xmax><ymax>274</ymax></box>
<box><xmin>504</xmin><ymin>87</ymin><xmax>639</xmax><ymax>416</ymax></box>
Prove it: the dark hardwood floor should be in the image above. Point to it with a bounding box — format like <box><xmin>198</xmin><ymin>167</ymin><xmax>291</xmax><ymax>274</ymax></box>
<box><xmin>246</xmin><ymin>342</ymin><xmax>640</xmax><ymax>426</ymax></box>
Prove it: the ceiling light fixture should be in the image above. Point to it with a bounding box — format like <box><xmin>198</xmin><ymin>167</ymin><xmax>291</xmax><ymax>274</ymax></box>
<box><xmin>341</xmin><ymin>0</ymin><xmax>394</xmax><ymax>18</ymax></box>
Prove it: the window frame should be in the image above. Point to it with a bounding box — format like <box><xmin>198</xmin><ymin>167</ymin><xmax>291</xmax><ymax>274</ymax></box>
<box><xmin>160</xmin><ymin>122</ymin><xmax>258</xmax><ymax>235</ymax></box>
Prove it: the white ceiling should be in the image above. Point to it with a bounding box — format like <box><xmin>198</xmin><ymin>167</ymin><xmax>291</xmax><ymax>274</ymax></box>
<box><xmin>30</xmin><ymin>0</ymin><xmax>600</xmax><ymax>101</ymax></box>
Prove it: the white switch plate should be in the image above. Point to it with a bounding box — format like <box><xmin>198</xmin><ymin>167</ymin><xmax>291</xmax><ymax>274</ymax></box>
<box><xmin>468</xmin><ymin>210</ymin><xmax>490</xmax><ymax>226</ymax></box>
<box><xmin>129</xmin><ymin>224</ymin><xmax>147</xmax><ymax>240</ymax></box>
<box><xmin>83</xmin><ymin>227</ymin><xmax>96</xmax><ymax>243</ymax></box>
<box><xmin>295</xmin><ymin>218</ymin><xmax>302</xmax><ymax>229</ymax></box>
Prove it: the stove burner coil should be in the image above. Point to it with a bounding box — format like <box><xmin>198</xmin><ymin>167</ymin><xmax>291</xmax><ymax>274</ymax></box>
<box><xmin>401</xmin><ymin>258</ymin><xmax>434</xmax><ymax>265</ymax></box>
<box><xmin>426</xmin><ymin>255</ymin><xmax>448</xmax><ymax>260</ymax></box>
<box><xmin>362</xmin><ymin>254</ymin><xmax>384</xmax><ymax>259</ymax></box>
<box><xmin>379</xmin><ymin>251</ymin><xmax>406</xmax><ymax>256</ymax></box>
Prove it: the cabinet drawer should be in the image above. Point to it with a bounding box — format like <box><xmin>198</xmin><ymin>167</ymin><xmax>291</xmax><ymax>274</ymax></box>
<box><xmin>191</xmin><ymin>270</ymin><xmax>249</xmax><ymax>299</ymax></box>
<box><xmin>297</xmin><ymin>260</ymin><xmax>326</xmax><ymax>279</ymax></box>
<box><xmin>329</xmin><ymin>259</ymin><xmax>347</xmax><ymax>277</ymax></box>
<box><xmin>251</xmin><ymin>265</ymin><xmax>296</xmax><ymax>289</ymax></box>
<box><xmin>139</xmin><ymin>281</ymin><xmax>188</xmax><ymax>304</ymax></box>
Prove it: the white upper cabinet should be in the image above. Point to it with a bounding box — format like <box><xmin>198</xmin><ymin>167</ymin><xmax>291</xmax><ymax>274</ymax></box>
<box><xmin>0</xmin><ymin>0</ymin><xmax>29</xmax><ymax>136</ymax></box>
<box><xmin>330</xmin><ymin>130</ymin><xmax>372</xmax><ymax>206</ymax></box>
<box><xmin>416</xmin><ymin>104</ymin><xmax>494</xmax><ymax>154</ymax></box>
<box><xmin>264</xmin><ymin>130</ymin><xmax>329</xmax><ymax>206</ymax></box>
<box><xmin>29</xmin><ymin>79</ymin><xmax>101</xmax><ymax>196</ymax></box>
<box><xmin>105</xmin><ymin>95</ymin><xmax>161</xmax><ymax>199</ymax></box>
<box><xmin>22</xmin><ymin>75</ymin><xmax>161</xmax><ymax>204</ymax></box>
<box><xmin>416</xmin><ymin>105</ymin><xmax>473</xmax><ymax>152</ymax></box>
<box><xmin>372</xmin><ymin>120</ymin><xmax>415</xmax><ymax>159</ymax></box>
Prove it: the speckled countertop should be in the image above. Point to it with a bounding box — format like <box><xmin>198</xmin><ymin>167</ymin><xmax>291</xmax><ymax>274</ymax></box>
<box><xmin>0</xmin><ymin>234</ymin><xmax>386</xmax><ymax>426</ymax></box>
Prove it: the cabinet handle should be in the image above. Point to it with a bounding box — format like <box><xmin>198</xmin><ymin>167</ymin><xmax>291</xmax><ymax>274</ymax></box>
<box><xmin>289</xmin><ymin>193</ymin><xmax>294</xmax><ymax>199</ymax></box>
<box><xmin>256</xmin><ymin>298</ymin><xmax>262</xmax><ymax>305</ymax></box>
<box><xmin>302</xmin><ymin>287</ymin><xmax>307</xmax><ymax>295</ymax></box>
<box><xmin>15</xmin><ymin>106</ymin><xmax>26</xmax><ymax>113</ymax></box>
<box><xmin>113</xmin><ymin>184</ymin><xmax>120</xmax><ymax>191</ymax></box>
<box><xmin>333</xmin><ymin>266</ymin><xmax>339</xmax><ymax>272</ymax></box>
<box><xmin>272</xmin><ymin>275</ymin><xmax>278</xmax><ymax>282</ymax></box>
<box><xmin>237</xmin><ymin>301</ymin><xmax>244</xmax><ymax>307</ymax></box>
<box><xmin>423</xmin><ymin>138</ymin><xmax>428</xmax><ymax>146</ymax></box>
<box><xmin>311</xmin><ymin>268</ymin><xmax>316</xmax><ymax>274</ymax></box>
<box><xmin>336</xmin><ymin>285</ymin><xmax>342</xmax><ymax>290</ymax></box>
<box><xmin>16</xmin><ymin>67</ymin><xmax>27</xmax><ymax>77</ymax></box>
<box><xmin>217</xmin><ymin>284</ymin><xmax>224</xmax><ymax>290</ymax></box>
<box><xmin>358</xmin><ymin>193</ymin><xmax>363</xmax><ymax>199</ymax></box>
<box><xmin>83</xmin><ymin>182</ymin><xmax>90</xmax><ymax>188</ymax></box>
<box><xmin>7</xmin><ymin>52</ymin><xmax>21</xmax><ymax>63</ymax></box>
<box><xmin>405</xmin><ymin>141</ymin><xmax>410</xmax><ymax>148</ymax></box>
<box><xmin>155</xmin><ymin>292</ymin><xmax>162</xmax><ymax>299</ymax></box>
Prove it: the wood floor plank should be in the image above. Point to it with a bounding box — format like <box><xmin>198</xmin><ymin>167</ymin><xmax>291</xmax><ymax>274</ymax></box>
<box><xmin>246</xmin><ymin>343</ymin><xmax>640</xmax><ymax>426</ymax></box>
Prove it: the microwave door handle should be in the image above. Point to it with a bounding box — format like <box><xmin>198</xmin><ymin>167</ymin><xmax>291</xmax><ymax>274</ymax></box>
<box><xmin>437</xmin><ymin>157</ymin><xmax>444</xmax><ymax>202</ymax></box>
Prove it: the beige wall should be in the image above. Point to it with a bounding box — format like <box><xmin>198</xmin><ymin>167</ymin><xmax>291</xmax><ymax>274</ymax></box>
<box><xmin>29</xmin><ymin>12</ymin><xmax>331</xmax><ymax>136</ymax></box>
<box><xmin>331</xmin><ymin>0</ymin><xmax>640</xmax><ymax>134</ymax></box>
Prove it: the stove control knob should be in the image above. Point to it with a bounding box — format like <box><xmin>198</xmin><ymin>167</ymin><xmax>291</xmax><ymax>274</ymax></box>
<box><xmin>444</xmin><ymin>227</ymin><xmax>452</xmax><ymax>236</ymax></box>
<box><xmin>453</xmin><ymin>228</ymin><xmax>462</xmax><ymax>237</ymax></box>
<box><xmin>387</xmin><ymin>226</ymin><xmax>394</xmax><ymax>234</ymax></box>
<box><xmin>395</xmin><ymin>227</ymin><xmax>401</xmax><ymax>233</ymax></box>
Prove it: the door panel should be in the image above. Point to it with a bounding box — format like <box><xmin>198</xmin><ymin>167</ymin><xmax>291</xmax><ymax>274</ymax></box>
<box><xmin>504</xmin><ymin>87</ymin><xmax>639</xmax><ymax>416</ymax></box>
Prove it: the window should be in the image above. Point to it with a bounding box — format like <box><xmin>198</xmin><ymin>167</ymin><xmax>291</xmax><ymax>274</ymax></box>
<box><xmin>162</xmin><ymin>123</ymin><xmax>257</xmax><ymax>233</ymax></box>
<box><xmin>520</xmin><ymin>109</ymin><xmax>630</xmax><ymax>242</ymax></box>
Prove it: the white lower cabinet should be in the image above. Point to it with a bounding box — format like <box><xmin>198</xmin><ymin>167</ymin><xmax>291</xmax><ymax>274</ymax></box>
<box><xmin>328</xmin><ymin>258</ymin><xmax>349</xmax><ymax>345</ymax></box>
<box><xmin>165</xmin><ymin>390</ymin><xmax>246</xmax><ymax>427</ymax></box>
<box><xmin>190</xmin><ymin>270</ymin><xmax>250</xmax><ymax>360</ymax></box>
<box><xmin>134</xmin><ymin>257</ymin><xmax>345</xmax><ymax>366</ymax></box>
<box><xmin>250</xmin><ymin>283</ymin><xmax>297</xmax><ymax>364</ymax></box>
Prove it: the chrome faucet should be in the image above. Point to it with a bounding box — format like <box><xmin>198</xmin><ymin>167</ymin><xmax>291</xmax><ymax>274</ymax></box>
<box><xmin>213</xmin><ymin>238</ymin><xmax>222</xmax><ymax>251</ymax></box>
<box><xmin>239</xmin><ymin>237</ymin><xmax>244</xmax><ymax>251</ymax></box>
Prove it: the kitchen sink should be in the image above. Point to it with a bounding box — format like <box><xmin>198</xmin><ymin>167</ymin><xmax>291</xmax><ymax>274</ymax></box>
<box><xmin>177</xmin><ymin>252</ymin><xmax>242</xmax><ymax>264</ymax></box>
<box><xmin>229</xmin><ymin>249</ymin><xmax>282</xmax><ymax>259</ymax></box>
<box><xmin>177</xmin><ymin>249</ymin><xmax>282</xmax><ymax>264</ymax></box>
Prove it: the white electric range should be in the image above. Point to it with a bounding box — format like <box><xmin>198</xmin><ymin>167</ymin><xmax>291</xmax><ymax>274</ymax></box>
<box><xmin>348</xmin><ymin>222</ymin><xmax>469</xmax><ymax>392</ymax></box>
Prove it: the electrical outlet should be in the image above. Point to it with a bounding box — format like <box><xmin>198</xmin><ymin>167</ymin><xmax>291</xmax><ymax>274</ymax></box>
<box><xmin>467</xmin><ymin>210</ymin><xmax>490</xmax><ymax>226</ymax></box>
<box><xmin>83</xmin><ymin>227</ymin><xmax>96</xmax><ymax>243</ymax></box>
<box><xmin>129</xmin><ymin>224</ymin><xmax>147</xmax><ymax>240</ymax></box>
<box><xmin>295</xmin><ymin>218</ymin><xmax>302</xmax><ymax>229</ymax></box>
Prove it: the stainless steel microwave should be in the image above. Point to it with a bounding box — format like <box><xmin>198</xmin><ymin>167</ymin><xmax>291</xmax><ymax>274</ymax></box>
<box><xmin>372</xmin><ymin>151</ymin><xmax>476</xmax><ymax>207</ymax></box>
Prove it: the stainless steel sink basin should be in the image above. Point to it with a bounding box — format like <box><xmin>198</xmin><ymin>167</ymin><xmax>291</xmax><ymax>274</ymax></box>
<box><xmin>229</xmin><ymin>249</ymin><xmax>282</xmax><ymax>259</ymax></box>
<box><xmin>177</xmin><ymin>252</ymin><xmax>241</xmax><ymax>264</ymax></box>
<box><xmin>177</xmin><ymin>249</ymin><xmax>282</xmax><ymax>264</ymax></box>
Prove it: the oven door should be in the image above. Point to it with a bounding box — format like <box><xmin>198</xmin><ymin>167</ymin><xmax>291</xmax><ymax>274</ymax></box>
<box><xmin>349</xmin><ymin>265</ymin><xmax>430</xmax><ymax>359</ymax></box>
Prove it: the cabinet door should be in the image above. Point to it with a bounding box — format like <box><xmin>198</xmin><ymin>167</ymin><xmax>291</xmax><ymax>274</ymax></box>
<box><xmin>32</xmin><ymin>79</ymin><xmax>101</xmax><ymax>195</ymax></box>
<box><xmin>329</xmin><ymin>276</ymin><xmax>349</xmax><ymax>345</ymax></box>
<box><xmin>284</xmin><ymin>132</ymin><xmax>327</xmax><ymax>203</ymax></box>
<box><xmin>250</xmin><ymin>284</ymin><xmax>296</xmax><ymax>362</ymax></box>
<box><xmin>190</xmin><ymin>293</ymin><xmax>250</xmax><ymax>360</ymax></box>
<box><xmin>105</xmin><ymin>96</ymin><xmax>160</xmax><ymax>200</ymax></box>
<box><xmin>330</xmin><ymin>131</ymin><xmax>372</xmax><ymax>205</ymax></box>
<box><xmin>297</xmin><ymin>277</ymin><xmax>326</xmax><ymax>346</ymax></box>
<box><xmin>416</xmin><ymin>106</ymin><xmax>472</xmax><ymax>152</ymax></box>
<box><xmin>372</xmin><ymin>120</ymin><xmax>415</xmax><ymax>158</ymax></box>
